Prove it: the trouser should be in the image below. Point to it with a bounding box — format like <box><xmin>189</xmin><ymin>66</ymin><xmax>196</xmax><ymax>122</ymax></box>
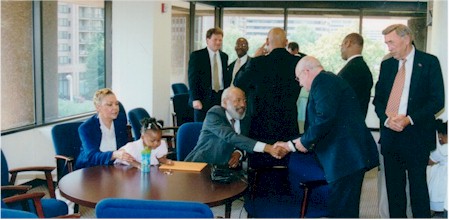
<box><xmin>193</xmin><ymin>90</ymin><xmax>222</xmax><ymax>122</ymax></box>
<box><xmin>384</xmin><ymin>150</ymin><xmax>431</xmax><ymax>218</ymax></box>
<box><xmin>327</xmin><ymin>169</ymin><xmax>365</xmax><ymax>218</ymax></box>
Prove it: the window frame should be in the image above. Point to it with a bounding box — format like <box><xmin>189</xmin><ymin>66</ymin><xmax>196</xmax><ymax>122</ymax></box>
<box><xmin>1</xmin><ymin>1</ymin><xmax>112</xmax><ymax>135</ymax></box>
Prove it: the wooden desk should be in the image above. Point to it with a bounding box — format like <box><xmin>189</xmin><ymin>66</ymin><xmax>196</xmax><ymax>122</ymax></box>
<box><xmin>58</xmin><ymin>165</ymin><xmax>247</xmax><ymax>218</ymax></box>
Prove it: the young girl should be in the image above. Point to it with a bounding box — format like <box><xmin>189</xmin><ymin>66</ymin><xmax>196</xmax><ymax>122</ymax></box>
<box><xmin>115</xmin><ymin>117</ymin><xmax>172</xmax><ymax>167</ymax></box>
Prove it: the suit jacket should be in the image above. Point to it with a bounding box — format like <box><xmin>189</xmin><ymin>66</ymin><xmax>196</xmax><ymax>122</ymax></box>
<box><xmin>234</xmin><ymin>48</ymin><xmax>301</xmax><ymax>143</ymax></box>
<box><xmin>188</xmin><ymin>48</ymin><xmax>230</xmax><ymax>108</ymax></box>
<box><xmin>228</xmin><ymin>56</ymin><xmax>251</xmax><ymax>85</ymax></box>
<box><xmin>373</xmin><ymin>49</ymin><xmax>445</xmax><ymax>154</ymax></box>
<box><xmin>184</xmin><ymin>106</ymin><xmax>257</xmax><ymax>166</ymax></box>
<box><xmin>301</xmin><ymin>71</ymin><xmax>379</xmax><ymax>183</ymax></box>
<box><xmin>337</xmin><ymin>56</ymin><xmax>373</xmax><ymax>118</ymax></box>
<box><xmin>75</xmin><ymin>112</ymin><xmax>129</xmax><ymax>169</ymax></box>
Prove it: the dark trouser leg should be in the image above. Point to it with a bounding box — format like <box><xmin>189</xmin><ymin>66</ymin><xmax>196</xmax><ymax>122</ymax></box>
<box><xmin>407</xmin><ymin>158</ymin><xmax>431</xmax><ymax>218</ymax></box>
<box><xmin>327</xmin><ymin>169</ymin><xmax>365</xmax><ymax>218</ymax></box>
<box><xmin>193</xmin><ymin>109</ymin><xmax>206</xmax><ymax>122</ymax></box>
<box><xmin>384</xmin><ymin>152</ymin><xmax>408</xmax><ymax>218</ymax></box>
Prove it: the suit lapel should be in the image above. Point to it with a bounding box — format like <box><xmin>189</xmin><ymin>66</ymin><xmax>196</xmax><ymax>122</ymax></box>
<box><xmin>408</xmin><ymin>51</ymin><xmax>423</xmax><ymax>105</ymax></box>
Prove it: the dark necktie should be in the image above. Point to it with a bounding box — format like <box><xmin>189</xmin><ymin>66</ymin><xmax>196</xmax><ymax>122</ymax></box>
<box><xmin>230</xmin><ymin>118</ymin><xmax>236</xmax><ymax>131</ymax></box>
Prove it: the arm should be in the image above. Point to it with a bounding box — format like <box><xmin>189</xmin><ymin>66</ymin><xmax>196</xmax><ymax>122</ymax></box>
<box><xmin>78</xmin><ymin>120</ymin><xmax>114</xmax><ymax>167</ymax></box>
<box><xmin>188</xmin><ymin>51</ymin><xmax>203</xmax><ymax>109</ymax></box>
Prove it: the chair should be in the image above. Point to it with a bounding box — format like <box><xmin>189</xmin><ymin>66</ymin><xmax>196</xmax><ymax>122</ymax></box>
<box><xmin>128</xmin><ymin>108</ymin><xmax>166</xmax><ymax>140</ymax></box>
<box><xmin>172</xmin><ymin>93</ymin><xmax>194</xmax><ymax>127</ymax></box>
<box><xmin>176</xmin><ymin>122</ymin><xmax>202</xmax><ymax>161</ymax></box>
<box><xmin>95</xmin><ymin>198</ymin><xmax>214</xmax><ymax>218</ymax></box>
<box><xmin>118</xmin><ymin>101</ymin><xmax>134</xmax><ymax>142</ymax></box>
<box><xmin>1</xmin><ymin>207</ymin><xmax>38</xmax><ymax>218</ymax></box>
<box><xmin>1</xmin><ymin>151</ymin><xmax>75</xmax><ymax>218</ymax></box>
<box><xmin>51</xmin><ymin>122</ymin><xmax>83</xmax><ymax>183</ymax></box>
<box><xmin>1</xmin><ymin>150</ymin><xmax>56</xmax><ymax>199</ymax></box>
<box><xmin>171</xmin><ymin>83</ymin><xmax>189</xmax><ymax>95</ymax></box>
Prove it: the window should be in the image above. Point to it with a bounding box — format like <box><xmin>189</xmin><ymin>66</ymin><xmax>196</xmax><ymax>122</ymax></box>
<box><xmin>223</xmin><ymin>8</ymin><xmax>285</xmax><ymax>63</ymax></box>
<box><xmin>193</xmin><ymin>3</ymin><xmax>214</xmax><ymax>51</ymax></box>
<box><xmin>1</xmin><ymin>1</ymin><xmax>109</xmax><ymax>133</ymax></box>
<box><xmin>171</xmin><ymin>2</ymin><xmax>190</xmax><ymax>84</ymax></box>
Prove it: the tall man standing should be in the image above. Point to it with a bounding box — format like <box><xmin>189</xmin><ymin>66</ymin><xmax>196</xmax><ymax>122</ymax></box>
<box><xmin>188</xmin><ymin>27</ymin><xmax>230</xmax><ymax>122</ymax></box>
<box><xmin>338</xmin><ymin>33</ymin><xmax>373</xmax><ymax>118</ymax></box>
<box><xmin>235</xmin><ymin>27</ymin><xmax>301</xmax><ymax>168</ymax></box>
<box><xmin>373</xmin><ymin>24</ymin><xmax>445</xmax><ymax>218</ymax></box>
<box><xmin>229</xmin><ymin>37</ymin><xmax>250</xmax><ymax>84</ymax></box>
<box><xmin>281</xmin><ymin>56</ymin><xmax>378</xmax><ymax>217</ymax></box>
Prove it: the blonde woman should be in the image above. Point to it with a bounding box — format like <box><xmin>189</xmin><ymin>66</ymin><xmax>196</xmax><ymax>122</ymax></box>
<box><xmin>75</xmin><ymin>88</ymin><xmax>134</xmax><ymax>169</ymax></box>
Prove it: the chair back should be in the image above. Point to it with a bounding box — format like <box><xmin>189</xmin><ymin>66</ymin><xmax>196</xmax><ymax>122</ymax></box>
<box><xmin>51</xmin><ymin>122</ymin><xmax>83</xmax><ymax>182</ymax></box>
<box><xmin>1</xmin><ymin>208</ymin><xmax>38</xmax><ymax>218</ymax></box>
<box><xmin>172</xmin><ymin>93</ymin><xmax>194</xmax><ymax>126</ymax></box>
<box><xmin>95</xmin><ymin>198</ymin><xmax>213</xmax><ymax>218</ymax></box>
<box><xmin>171</xmin><ymin>83</ymin><xmax>188</xmax><ymax>95</ymax></box>
<box><xmin>128</xmin><ymin>108</ymin><xmax>150</xmax><ymax>140</ymax></box>
<box><xmin>1</xmin><ymin>150</ymin><xmax>9</xmax><ymax>187</ymax></box>
<box><xmin>176</xmin><ymin>122</ymin><xmax>203</xmax><ymax>161</ymax></box>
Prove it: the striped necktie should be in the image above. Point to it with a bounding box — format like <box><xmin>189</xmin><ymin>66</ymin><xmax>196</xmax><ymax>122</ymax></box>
<box><xmin>385</xmin><ymin>59</ymin><xmax>407</xmax><ymax>117</ymax></box>
<box><xmin>212</xmin><ymin>53</ymin><xmax>220</xmax><ymax>92</ymax></box>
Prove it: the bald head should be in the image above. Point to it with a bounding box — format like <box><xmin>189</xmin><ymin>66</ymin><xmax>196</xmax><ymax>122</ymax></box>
<box><xmin>295</xmin><ymin>56</ymin><xmax>323</xmax><ymax>91</ymax></box>
<box><xmin>267</xmin><ymin>27</ymin><xmax>288</xmax><ymax>52</ymax></box>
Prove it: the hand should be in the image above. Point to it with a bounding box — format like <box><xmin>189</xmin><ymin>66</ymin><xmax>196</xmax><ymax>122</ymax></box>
<box><xmin>293</xmin><ymin>139</ymin><xmax>308</xmax><ymax>153</ymax></box>
<box><xmin>228</xmin><ymin>152</ymin><xmax>241</xmax><ymax>168</ymax></box>
<box><xmin>264</xmin><ymin>144</ymin><xmax>289</xmax><ymax>159</ymax></box>
<box><xmin>193</xmin><ymin>100</ymin><xmax>203</xmax><ymax>110</ymax></box>
<box><xmin>387</xmin><ymin>114</ymin><xmax>410</xmax><ymax>132</ymax></box>
<box><xmin>253</xmin><ymin>43</ymin><xmax>268</xmax><ymax>57</ymax></box>
<box><xmin>113</xmin><ymin>150</ymin><xmax>136</xmax><ymax>163</ymax></box>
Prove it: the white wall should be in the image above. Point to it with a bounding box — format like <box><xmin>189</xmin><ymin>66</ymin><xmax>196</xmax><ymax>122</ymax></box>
<box><xmin>112</xmin><ymin>1</ymin><xmax>172</xmax><ymax>124</ymax></box>
<box><xmin>427</xmin><ymin>0</ymin><xmax>448</xmax><ymax>121</ymax></box>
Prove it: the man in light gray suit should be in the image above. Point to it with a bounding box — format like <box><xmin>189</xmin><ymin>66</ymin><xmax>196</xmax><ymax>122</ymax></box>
<box><xmin>185</xmin><ymin>87</ymin><xmax>288</xmax><ymax>167</ymax></box>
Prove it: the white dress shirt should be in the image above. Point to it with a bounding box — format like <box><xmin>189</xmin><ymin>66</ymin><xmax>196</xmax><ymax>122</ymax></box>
<box><xmin>99</xmin><ymin>116</ymin><xmax>117</xmax><ymax>152</ymax></box>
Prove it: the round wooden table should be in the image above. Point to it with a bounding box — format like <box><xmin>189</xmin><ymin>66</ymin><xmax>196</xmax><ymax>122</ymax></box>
<box><xmin>58</xmin><ymin>165</ymin><xmax>247</xmax><ymax>218</ymax></box>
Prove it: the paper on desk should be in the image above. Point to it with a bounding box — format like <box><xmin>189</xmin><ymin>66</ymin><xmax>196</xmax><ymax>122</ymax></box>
<box><xmin>159</xmin><ymin>161</ymin><xmax>207</xmax><ymax>172</ymax></box>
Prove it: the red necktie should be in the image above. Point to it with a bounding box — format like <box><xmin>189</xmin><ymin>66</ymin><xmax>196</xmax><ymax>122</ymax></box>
<box><xmin>385</xmin><ymin>59</ymin><xmax>407</xmax><ymax>117</ymax></box>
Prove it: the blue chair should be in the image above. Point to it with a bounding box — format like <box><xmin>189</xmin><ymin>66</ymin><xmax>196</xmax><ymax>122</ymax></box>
<box><xmin>288</xmin><ymin>153</ymin><xmax>329</xmax><ymax>218</ymax></box>
<box><xmin>176</xmin><ymin>122</ymin><xmax>203</xmax><ymax>161</ymax></box>
<box><xmin>1</xmin><ymin>151</ymin><xmax>70</xmax><ymax>218</ymax></box>
<box><xmin>171</xmin><ymin>83</ymin><xmax>189</xmax><ymax>95</ymax></box>
<box><xmin>95</xmin><ymin>198</ymin><xmax>214</xmax><ymax>218</ymax></box>
<box><xmin>51</xmin><ymin>122</ymin><xmax>83</xmax><ymax>183</ymax></box>
<box><xmin>172</xmin><ymin>93</ymin><xmax>194</xmax><ymax>127</ymax></box>
<box><xmin>1</xmin><ymin>206</ymin><xmax>38</xmax><ymax>218</ymax></box>
<box><xmin>128</xmin><ymin>107</ymin><xmax>151</xmax><ymax>140</ymax></box>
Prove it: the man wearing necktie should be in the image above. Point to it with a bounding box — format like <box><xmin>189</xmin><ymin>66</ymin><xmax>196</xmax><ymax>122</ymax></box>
<box><xmin>229</xmin><ymin>37</ymin><xmax>251</xmax><ymax>84</ymax></box>
<box><xmin>373</xmin><ymin>24</ymin><xmax>445</xmax><ymax>218</ymax></box>
<box><xmin>188</xmin><ymin>27</ymin><xmax>230</xmax><ymax>122</ymax></box>
<box><xmin>185</xmin><ymin>87</ymin><xmax>289</xmax><ymax>167</ymax></box>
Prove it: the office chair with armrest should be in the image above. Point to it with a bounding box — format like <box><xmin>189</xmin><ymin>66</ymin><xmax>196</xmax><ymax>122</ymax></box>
<box><xmin>1</xmin><ymin>151</ymin><xmax>78</xmax><ymax>218</ymax></box>
<box><xmin>51</xmin><ymin>122</ymin><xmax>83</xmax><ymax>184</ymax></box>
<box><xmin>95</xmin><ymin>198</ymin><xmax>213</xmax><ymax>218</ymax></box>
<box><xmin>128</xmin><ymin>107</ymin><xmax>178</xmax><ymax>159</ymax></box>
<box><xmin>1</xmin><ymin>207</ymin><xmax>38</xmax><ymax>218</ymax></box>
<box><xmin>118</xmin><ymin>101</ymin><xmax>134</xmax><ymax>142</ymax></box>
<box><xmin>288</xmin><ymin>152</ymin><xmax>329</xmax><ymax>218</ymax></box>
<box><xmin>1</xmin><ymin>150</ymin><xmax>56</xmax><ymax>199</ymax></box>
<box><xmin>176</xmin><ymin>122</ymin><xmax>202</xmax><ymax>161</ymax></box>
<box><xmin>172</xmin><ymin>93</ymin><xmax>194</xmax><ymax>127</ymax></box>
<box><xmin>171</xmin><ymin>83</ymin><xmax>189</xmax><ymax>95</ymax></box>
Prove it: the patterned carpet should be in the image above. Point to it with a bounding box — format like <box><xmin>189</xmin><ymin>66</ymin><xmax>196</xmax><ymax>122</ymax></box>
<box><xmin>29</xmin><ymin>168</ymin><xmax>380</xmax><ymax>218</ymax></box>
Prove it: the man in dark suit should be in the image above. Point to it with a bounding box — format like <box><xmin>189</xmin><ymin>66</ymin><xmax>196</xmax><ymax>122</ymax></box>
<box><xmin>228</xmin><ymin>37</ymin><xmax>251</xmax><ymax>84</ymax></box>
<box><xmin>235</xmin><ymin>27</ymin><xmax>301</xmax><ymax>168</ymax></box>
<box><xmin>188</xmin><ymin>27</ymin><xmax>230</xmax><ymax>122</ymax></box>
<box><xmin>338</xmin><ymin>33</ymin><xmax>373</xmax><ymax>118</ymax></box>
<box><xmin>185</xmin><ymin>87</ymin><xmax>288</xmax><ymax>167</ymax></box>
<box><xmin>279</xmin><ymin>56</ymin><xmax>379</xmax><ymax>217</ymax></box>
<box><xmin>287</xmin><ymin>42</ymin><xmax>307</xmax><ymax>58</ymax></box>
<box><xmin>373</xmin><ymin>24</ymin><xmax>445</xmax><ymax>218</ymax></box>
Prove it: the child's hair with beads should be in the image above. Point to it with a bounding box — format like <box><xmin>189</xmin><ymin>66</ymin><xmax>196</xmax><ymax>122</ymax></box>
<box><xmin>140</xmin><ymin>117</ymin><xmax>162</xmax><ymax>134</ymax></box>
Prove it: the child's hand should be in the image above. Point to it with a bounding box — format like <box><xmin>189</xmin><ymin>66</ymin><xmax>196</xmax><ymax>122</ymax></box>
<box><xmin>165</xmin><ymin>159</ymin><xmax>174</xmax><ymax>166</ymax></box>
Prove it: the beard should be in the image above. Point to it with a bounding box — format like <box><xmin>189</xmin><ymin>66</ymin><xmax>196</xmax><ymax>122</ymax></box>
<box><xmin>226</xmin><ymin>104</ymin><xmax>246</xmax><ymax>120</ymax></box>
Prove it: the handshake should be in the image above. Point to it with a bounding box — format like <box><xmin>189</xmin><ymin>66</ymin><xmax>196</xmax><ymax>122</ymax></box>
<box><xmin>263</xmin><ymin>138</ymin><xmax>309</xmax><ymax>159</ymax></box>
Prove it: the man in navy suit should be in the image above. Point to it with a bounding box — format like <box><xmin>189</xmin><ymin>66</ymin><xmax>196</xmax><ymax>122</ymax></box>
<box><xmin>188</xmin><ymin>27</ymin><xmax>230</xmax><ymax>122</ymax></box>
<box><xmin>280</xmin><ymin>56</ymin><xmax>379</xmax><ymax>217</ymax></box>
<box><xmin>338</xmin><ymin>33</ymin><xmax>373</xmax><ymax>118</ymax></box>
<box><xmin>373</xmin><ymin>24</ymin><xmax>445</xmax><ymax>218</ymax></box>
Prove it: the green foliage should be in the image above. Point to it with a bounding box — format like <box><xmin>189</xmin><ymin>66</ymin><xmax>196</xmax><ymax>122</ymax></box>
<box><xmin>82</xmin><ymin>33</ymin><xmax>105</xmax><ymax>99</ymax></box>
<box><xmin>58</xmin><ymin>99</ymin><xmax>94</xmax><ymax>118</ymax></box>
